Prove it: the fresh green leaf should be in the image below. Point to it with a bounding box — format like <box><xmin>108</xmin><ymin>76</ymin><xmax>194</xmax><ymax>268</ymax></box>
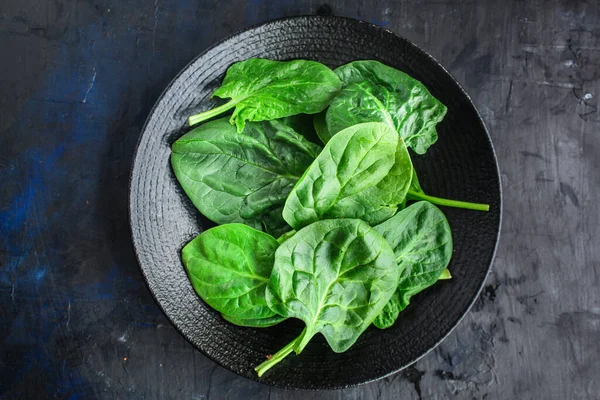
<box><xmin>409</xmin><ymin>168</ymin><xmax>423</xmax><ymax>193</ymax></box>
<box><xmin>397</xmin><ymin>168</ymin><xmax>422</xmax><ymax>210</ymax></box>
<box><xmin>278</xmin><ymin>114</ymin><xmax>321</xmax><ymax>145</ymax></box>
<box><xmin>255</xmin><ymin>219</ymin><xmax>399</xmax><ymax>376</ymax></box>
<box><xmin>222</xmin><ymin>313</ymin><xmax>287</xmax><ymax>328</ymax></box>
<box><xmin>188</xmin><ymin>59</ymin><xmax>342</xmax><ymax>131</ymax></box>
<box><xmin>407</xmin><ymin>169</ymin><xmax>490</xmax><ymax>212</ymax></box>
<box><xmin>321</xmin><ymin>60</ymin><xmax>447</xmax><ymax>154</ymax></box>
<box><xmin>312</xmin><ymin>111</ymin><xmax>330</xmax><ymax>144</ymax></box>
<box><xmin>373</xmin><ymin>201</ymin><xmax>453</xmax><ymax>329</ymax></box>
<box><xmin>171</xmin><ymin>117</ymin><xmax>322</xmax><ymax>236</ymax></box>
<box><xmin>182</xmin><ymin>224</ymin><xmax>279</xmax><ymax>320</ymax></box>
<box><xmin>283</xmin><ymin>122</ymin><xmax>413</xmax><ymax>230</ymax></box>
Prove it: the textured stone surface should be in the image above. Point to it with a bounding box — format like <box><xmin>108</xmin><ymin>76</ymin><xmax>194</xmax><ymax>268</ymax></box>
<box><xmin>1</xmin><ymin>0</ymin><xmax>599</xmax><ymax>398</ymax></box>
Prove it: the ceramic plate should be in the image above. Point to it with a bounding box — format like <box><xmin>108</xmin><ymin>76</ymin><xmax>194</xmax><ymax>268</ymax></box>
<box><xmin>129</xmin><ymin>16</ymin><xmax>501</xmax><ymax>389</ymax></box>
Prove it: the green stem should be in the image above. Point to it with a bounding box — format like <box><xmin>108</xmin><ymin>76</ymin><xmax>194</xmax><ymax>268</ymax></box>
<box><xmin>255</xmin><ymin>328</ymin><xmax>307</xmax><ymax>377</ymax></box>
<box><xmin>188</xmin><ymin>100</ymin><xmax>237</xmax><ymax>126</ymax></box>
<box><xmin>407</xmin><ymin>190</ymin><xmax>490</xmax><ymax>212</ymax></box>
<box><xmin>292</xmin><ymin>326</ymin><xmax>314</xmax><ymax>354</ymax></box>
<box><xmin>276</xmin><ymin>230</ymin><xmax>297</xmax><ymax>244</ymax></box>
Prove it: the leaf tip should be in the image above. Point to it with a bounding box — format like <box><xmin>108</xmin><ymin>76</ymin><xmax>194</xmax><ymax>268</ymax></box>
<box><xmin>439</xmin><ymin>268</ymin><xmax>452</xmax><ymax>280</ymax></box>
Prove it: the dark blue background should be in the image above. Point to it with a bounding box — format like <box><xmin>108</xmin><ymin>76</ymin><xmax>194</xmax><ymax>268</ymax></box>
<box><xmin>2</xmin><ymin>0</ymin><xmax>599</xmax><ymax>399</ymax></box>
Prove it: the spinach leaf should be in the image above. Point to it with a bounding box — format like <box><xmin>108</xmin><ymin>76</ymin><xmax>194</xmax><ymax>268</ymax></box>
<box><xmin>278</xmin><ymin>114</ymin><xmax>321</xmax><ymax>145</ymax></box>
<box><xmin>408</xmin><ymin>168</ymin><xmax>423</xmax><ymax>193</ymax></box>
<box><xmin>188</xmin><ymin>59</ymin><xmax>342</xmax><ymax>132</ymax></box>
<box><xmin>407</xmin><ymin>169</ymin><xmax>490</xmax><ymax>212</ymax></box>
<box><xmin>321</xmin><ymin>60</ymin><xmax>447</xmax><ymax>154</ymax></box>
<box><xmin>171</xmin><ymin>117</ymin><xmax>322</xmax><ymax>236</ymax></box>
<box><xmin>222</xmin><ymin>313</ymin><xmax>287</xmax><ymax>328</ymax></box>
<box><xmin>372</xmin><ymin>201</ymin><xmax>453</xmax><ymax>329</ymax></box>
<box><xmin>283</xmin><ymin>122</ymin><xmax>413</xmax><ymax>230</ymax></box>
<box><xmin>182</xmin><ymin>224</ymin><xmax>279</xmax><ymax>320</ymax></box>
<box><xmin>312</xmin><ymin>111</ymin><xmax>330</xmax><ymax>144</ymax></box>
<box><xmin>255</xmin><ymin>219</ymin><xmax>399</xmax><ymax>376</ymax></box>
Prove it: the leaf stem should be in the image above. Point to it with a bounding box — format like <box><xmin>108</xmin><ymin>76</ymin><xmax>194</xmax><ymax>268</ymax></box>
<box><xmin>439</xmin><ymin>268</ymin><xmax>452</xmax><ymax>280</ymax></box>
<box><xmin>407</xmin><ymin>190</ymin><xmax>490</xmax><ymax>212</ymax></box>
<box><xmin>255</xmin><ymin>328</ymin><xmax>307</xmax><ymax>377</ymax></box>
<box><xmin>188</xmin><ymin>100</ymin><xmax>237</xmax><ymax>126</ymax></box>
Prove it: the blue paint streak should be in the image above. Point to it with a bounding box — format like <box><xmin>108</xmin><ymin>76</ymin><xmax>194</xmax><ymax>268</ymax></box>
<box><xmin>34</xmin><ymin>267</ymin><xmax>47</xmax><ymax>281</ymax></box>
<box><xmin>370</xmin><ymin>18</ymin><xmax>391</xmax><ymax>27</ymax></box>
<box><xmin>0</xmin><ymin>185</ymin><xmax>32</xmax><ymax>236</ymax></box>
<box><xmin>0</xmin><ymin>143</ymin><xmax>66</xmax><ymax>291</ymax></box>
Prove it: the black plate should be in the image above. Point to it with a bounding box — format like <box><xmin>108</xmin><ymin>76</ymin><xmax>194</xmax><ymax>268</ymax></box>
<box><xmin>129</xmin><ymin>16</ymin><xmax>501</xmax><ymax>390</ymax></box>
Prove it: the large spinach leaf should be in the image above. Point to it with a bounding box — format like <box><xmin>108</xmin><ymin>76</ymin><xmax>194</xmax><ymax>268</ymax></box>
<box><xmin>372</xmin><ymin>201</ymin><xmax>453</xmax><ymax>329</ymax></box>
<box><xmin>320</xmin><ymin>60</ymin><xmax>447</xmax><ymax>154</ymax></box>
<box><xmin>171</xmin><ymin>117</ymin><xmax>322</xmax><ymax>236</ymax></box>
<box><xmin>283</xmin><ymin>122</ymin><xmax>413</xmax><ymax>230</ymax></box>
<box><xmin>407</xmin><ymin>169</ymin><xmax>490</xmax><ymax>211</ymax></box>
<box><xmin>188</xmin><ymin>59</ymin><xmax>342</xmax><ymax>132</ymax></box>
<box><xmin>182</xmin><ymin>224</ymin><xmax>279</xmax><ymax>321</ymax></box>
<box><xmin>255</xmin><ymin>219</ymin><xmax>399</xmax><ymax>376</ymax></box>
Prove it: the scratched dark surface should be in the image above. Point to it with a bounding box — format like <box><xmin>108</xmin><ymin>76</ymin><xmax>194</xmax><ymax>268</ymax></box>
<box><xmin>1</xmin><ymin>0</ymin><xmax>598</xmax><ymax>399</ymax></box>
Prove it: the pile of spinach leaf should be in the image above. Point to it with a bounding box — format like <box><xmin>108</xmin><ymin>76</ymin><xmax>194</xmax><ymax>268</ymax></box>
<box><xmin>170</xmin><ymin>58</ymin><xmax>490</xmax><ymax>376</ymax></box>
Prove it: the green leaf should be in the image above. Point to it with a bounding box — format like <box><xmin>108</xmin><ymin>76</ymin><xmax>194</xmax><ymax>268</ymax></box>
<box><xmin>188</xmin><ymin>59</ymin><xmax>342</xmax><ymax>131</ymax></box>
<box><xmin>171</xmin><ymin>117</ymin><xmax>322</xmax><ymax>236</ymax></box>
<box><xmin>278</xmin><ymin>114</ymin><xmax>322</xmax><ymax>145</ymax></box>
<box><xmin>283</xmin><ymin>122</ymin><xmax>413</xmax><ymax>230</ymax></box>
<box><xmin>397</xmin><ymin>169</ymin><xmax>421</xmax><ymax>210</ymax></box>
<box><xmin>255</xmin><ymin>219</ymin><xmax>399</xmax><ymax>376</ymax></box>
<box><xmin>182</xmin><ymin>224</ymin><xmax>279</xmax><ymax>320</ymax></box>
<box><xmin>321</xmin><ymin>60</ymin><xmax>447</xmax><ymax>154</ymax></box>
<box><xmin>312</xmin><ymin>111</ymin><xmax>330</xmax><ymax>144</ymax></box>
<box><xmin>409</xmin><ymin>168</ymin><xmax>423</xmax><ymax>193</ymax></box>
<box><xmin>372</xmin><ymin>201</ymin><xmax>453</xmax><ymax>329</ymax></box>
<box><xmin>222</xmin><ymin>313</ymin><xmax>287</xmax><ymax>328</ymax></box>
